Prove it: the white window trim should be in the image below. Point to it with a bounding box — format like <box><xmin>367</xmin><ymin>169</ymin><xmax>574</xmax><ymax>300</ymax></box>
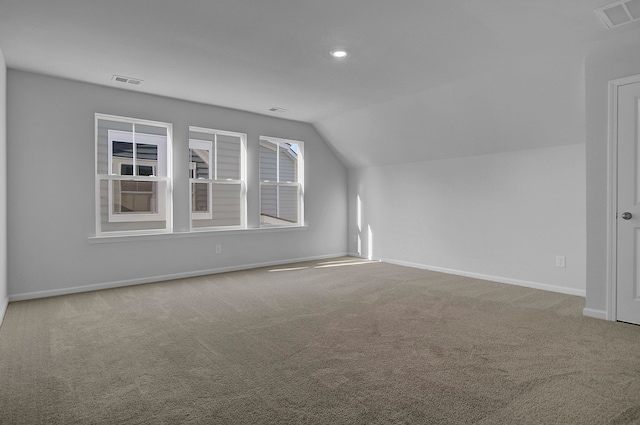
<box><xmin>259</xmin><ymin>136</ymin><xmax>304</xmax><ymax>227</ymax></box>
<box><xmin>188</xmin><ymin>126</ymin><xmax>247</xmax><ymax>230</ymax></box>
<box><xmin>95</xmin><ymin>113</ymin><xmax>173</xmax><ymax>236</ymax></box>
<box><xmin>88</xmin><ymin>224</ymin><xmax>309</xmax><ymax>244</ymax></box>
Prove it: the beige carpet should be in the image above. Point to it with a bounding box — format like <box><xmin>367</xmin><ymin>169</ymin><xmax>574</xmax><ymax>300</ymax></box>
<box><xmin>1</xmin><ymin>257</ymin><xmax>640</xmax><ymax>424</ymax></box>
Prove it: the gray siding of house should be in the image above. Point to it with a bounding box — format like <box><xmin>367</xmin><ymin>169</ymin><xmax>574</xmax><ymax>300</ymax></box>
<box><xmin>259</xmin><ymin>141</ymin><xmax>298</xmax><ymax>222</ymax></box>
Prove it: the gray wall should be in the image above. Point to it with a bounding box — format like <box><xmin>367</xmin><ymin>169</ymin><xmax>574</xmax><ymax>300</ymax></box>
<box><xmin>7</xmin><ymin>70</ymin><xmax>347</xmax><ymax>299</ymax></box>
<box><xmin>585</xmin><ymin>32</ymin><xmax>640</xmax><ymax>318</ymax></box>
<box><xmin>0</xmin><ymin>48</ymin><xmax>6</xmax><ymax>324</ymax></box>
<box><xmin>349</xmin><ymin>144</ymin><xmax>586</xmax><ymax>295</ymax></box>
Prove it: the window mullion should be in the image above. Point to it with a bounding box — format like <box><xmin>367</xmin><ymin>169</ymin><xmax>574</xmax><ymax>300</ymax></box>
<box><xmin>276</xmin><ymin>143</ymin><xmax>280</xmax><ymax>218</ymax></box>
<box><xmin>213</xmin><ymin>134</ymin><xmax>217</xmax><ymax>181</ymax></box>
<box><xmin>211</xmin><ymin>135</ymin><xmax>216</xmax><ymax>221</ymax></box>
<box><xmin>132</xmin><ymin>124</ymin><xmax>137</xmax><ymax>176</ymax></box>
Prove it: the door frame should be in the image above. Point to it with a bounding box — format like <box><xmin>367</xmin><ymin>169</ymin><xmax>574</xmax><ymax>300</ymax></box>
<box><xmin>606</xmin><ymin>74</ymin><xmax>640</xmax><ymax>321</ymax></box>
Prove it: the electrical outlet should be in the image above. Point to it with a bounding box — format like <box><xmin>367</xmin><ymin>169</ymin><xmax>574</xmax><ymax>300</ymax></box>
<box><xmin>215</xmin><ymin>244</ymin><xmax>222</xmax><ymax>254</ymax></box>
<box><xmin>556</xmin><ymin>256</ymin><xmax>566</xmax><ymax>268</ymax></box>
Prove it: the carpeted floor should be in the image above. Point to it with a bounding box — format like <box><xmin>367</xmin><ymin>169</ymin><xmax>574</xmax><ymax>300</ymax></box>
<box><xmin>1</xmin><ymin>257</ymin><xmax>640</xmax><ymax>424</ymax></box>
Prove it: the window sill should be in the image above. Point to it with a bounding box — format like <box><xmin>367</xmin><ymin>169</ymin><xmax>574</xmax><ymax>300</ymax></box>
<box><xmin>88</xmin><ymin>225</ymin><xmax>309</xmax><ymax>244</ymax></box>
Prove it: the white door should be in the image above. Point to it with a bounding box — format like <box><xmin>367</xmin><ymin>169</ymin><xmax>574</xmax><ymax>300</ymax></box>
<box><xmin>617</xmin><ymin>80</ymin><xmax>640</xmax><ymax>324</ymax></box>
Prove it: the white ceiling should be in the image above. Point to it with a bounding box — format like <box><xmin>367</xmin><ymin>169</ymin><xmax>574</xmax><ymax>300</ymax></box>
<box><xmin>1</xmin><ymin>0</ymin><xmax>639</xmax><ymax>167</ymax></box>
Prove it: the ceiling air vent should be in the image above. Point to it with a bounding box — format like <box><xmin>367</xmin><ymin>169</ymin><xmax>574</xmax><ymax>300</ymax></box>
<box><xmin>595</xmin><ymin>0</ymin><xmax>640</xmax><ymax>28</ymax></box>
<box><xmin>112</xmin><ymin>75</ymin><xmax>143</xmax><ymax>86</ymax></box>
<box><xmin>268</xmin><ymin>107</ymin><xmax>288</xmax><ymax>113</ymax></box>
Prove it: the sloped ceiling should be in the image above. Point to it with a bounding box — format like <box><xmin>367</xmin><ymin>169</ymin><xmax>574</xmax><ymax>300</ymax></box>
<box><xmin>0</xmin><ymin>0</ymin><xmax>639</xmax><ymax>167</ymax></box>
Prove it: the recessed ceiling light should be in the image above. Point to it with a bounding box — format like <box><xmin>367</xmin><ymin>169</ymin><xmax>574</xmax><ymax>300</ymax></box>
<box><xmin>330</xmin><ymin>48</ymin><xmax>349</xmax><ymax>58</ymax></box>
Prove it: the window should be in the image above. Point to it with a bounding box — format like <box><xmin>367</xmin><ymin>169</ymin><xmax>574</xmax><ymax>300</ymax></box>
<box><xmin>93</xmin><ymin>114</ymin><xmax>303</xmax><ymax>238</ymax></box>
<box><xmin>95</xmin><ymin>114</ymin><xmax>172</xmax><ymax>235</ymax></box>
<box><xmin>259</xmin><ymin>136</ymin><xmax>304</xmax><ymax>226</ymax></box>
<box><xmin>189</xmin><ymin>127</ymin><xmax>246</xmax><ymax>229</ymax></box>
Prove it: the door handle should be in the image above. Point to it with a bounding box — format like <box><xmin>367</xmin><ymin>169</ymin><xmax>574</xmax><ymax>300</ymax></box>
<box><xmin>622</xmin><ymin>212</ymin><xmax>633</xmax><ymax>220</ymax></box>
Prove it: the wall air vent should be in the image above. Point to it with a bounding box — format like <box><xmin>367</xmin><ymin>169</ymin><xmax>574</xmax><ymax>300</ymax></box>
<box><xmin>595</xmin><ymin>0</ymin><xmax>640</xmax><ymax>28</ymax></box>
<box><xmin>268</xmin><ymin>107</ymin><xmax>289</xmax><ymax>113</ymax></box>
<box><xmin>112</xmin><ymin>75</ymin><xmax>143</xmax><ymax>85</ymax></box>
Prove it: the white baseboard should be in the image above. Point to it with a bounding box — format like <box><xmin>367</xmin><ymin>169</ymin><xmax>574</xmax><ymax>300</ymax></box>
<box><xmin>381</xmin><ymin>257</ymin><xmax>586</xmax><ymax>297</ymax></box>
<box><xmin>582</xmin><ymin>308</ymin><xmax>608</xmax><ymax>320</ymax></box>
<box><xmin>0</xmin><ymin>297</ymin><xmax>8</xmax><ymax>329</ymax></box>
<box><xmin>8</xmin><ymin>252</ymin><xmax>349</xmax><ymax>302</ymax></box>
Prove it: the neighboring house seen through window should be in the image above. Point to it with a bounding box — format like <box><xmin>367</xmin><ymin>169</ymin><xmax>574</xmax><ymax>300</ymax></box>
<box><xmin>108</xmin><ymin>130</ymin><xmax>166</xmax><ymax>219</ymax></box>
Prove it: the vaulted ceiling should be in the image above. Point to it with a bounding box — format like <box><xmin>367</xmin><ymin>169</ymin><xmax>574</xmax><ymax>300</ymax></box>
<box><xmin>1</xmin><ymin>0</ymin><xmax>639</xmax><ymax>167</ymax></box>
